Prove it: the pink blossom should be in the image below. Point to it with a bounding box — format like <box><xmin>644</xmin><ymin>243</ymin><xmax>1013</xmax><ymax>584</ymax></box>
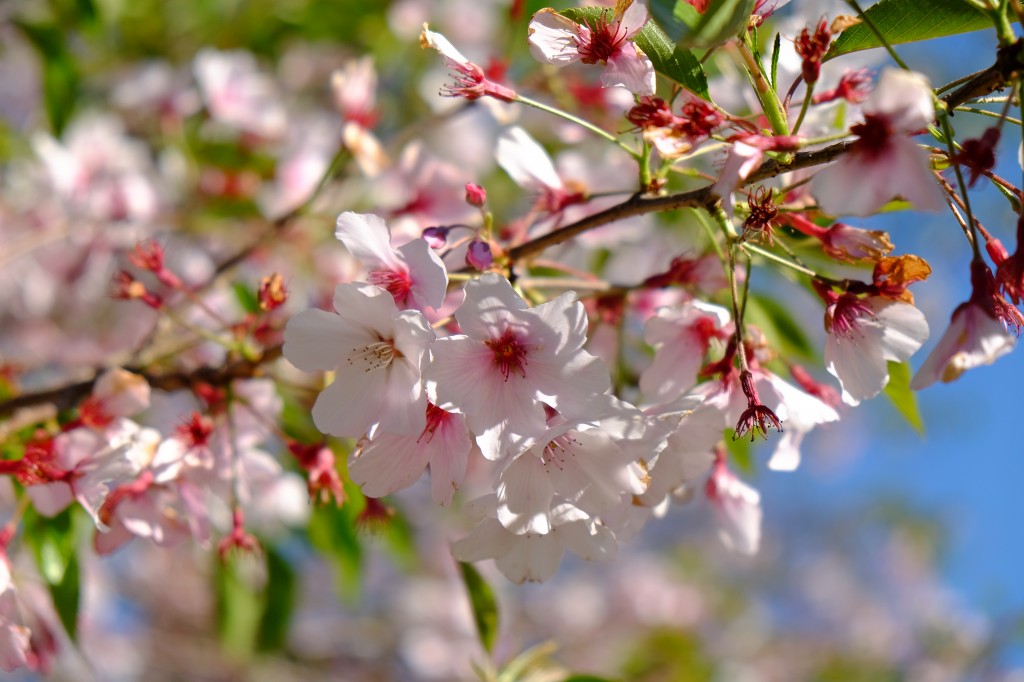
<box><xmin>495</xmin><ymin>126</ymin><xmax>586</xmax><ymax>216</ymax></box>
<box><xmin>283</xmin><ymin>283</ymin><xmax>434</xmax><ymax>438</ymax></box>
<box><xmin>639</xmin><ymin>301</ymin><xmax>730</xmax><ymax>403</ymax></box>
<box><xmin>348</xmin><ymin>403</ymin><xmax>472</xmax><ymax>506</ymax></box>
<box><xmin>495</xmin><ymin>420</ymin><xmax>647</xmax><ymax>536</ymax></box>
<box><xmin>910</xmin><ymin>263</ymin><xmax>1016</xmax><ymax>389</ymax></box>
<box><xmin>811</xmin><ymin>68</ymin><xmax>945</xmax><ymax>216</ymax></box>
<box><xmin>528</xmin><ymin>3</ymin><xmax>656</xmax><ymax>96</ymax></box>
<box><xmin>711</xmin><ymin>134</ymin><xmax>801</xmax><ymax>209</ymax></box>
<box><xmin>335</xmin><ymin>212</ymin><xmax>448</xmax><ymax>311</ymax></box>
<box><xmin>0</xmin><ymin>557</ymin><xmax>32</xmax><ymax>673</ymax></box>
<box><xmin>705</xmin><ymin>455</ymin><xmax>762</xmax><ymax>555</ymax></box>
<box><xmin>330</xmin><ymin>56</ymin><xmax>378</xmax><ymax>128</ymax></box>
<box><xmin>425</xmin><ymin>274</ymin><xmax>612</xmax><ymax>460</ymax></box>
<box><xmin>452</xmin><ymin>495</ymin><xmax>617</xmax><ymax>584</ymax></box>
<box><xmin>193</xmin><ymin>48</ymin><xmax>287</xmax><ymax>139</ymax></box>
<box><xmin>822</xmin><ymin>294</ymin><xmax>930</xmax><ymax>405</ymax></box>
<box><xmin>419</xmin><ymin>27</ymin><xmax>517</xmax><ymax>102</ymax></box>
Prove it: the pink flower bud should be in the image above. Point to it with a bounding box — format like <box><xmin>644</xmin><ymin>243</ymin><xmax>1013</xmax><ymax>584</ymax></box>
<box><xmin>465</xmin><ymin>182</ymin><xmax>487</xmax><ymax>207</ymax></box>
<box><xmin>421</xmin><ymin>226</ymin><xmax>450</xmax><ymax>249</ymax></box>
<box><xmin>466</xmin><ymin>240</ymin><xmax>493</xmax><ymax>270</ymax></box>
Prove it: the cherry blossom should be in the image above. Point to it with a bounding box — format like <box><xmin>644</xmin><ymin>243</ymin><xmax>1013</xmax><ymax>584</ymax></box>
<box><xmin>911</xmin><ymin>262</ymin><xmax>1017</xmax><ymax>389</ymax></box>
<box><xmin>348</xmin><ymin>403</ymin><xmax>472</xmax><ymax>506</ymax></box>
<box><xmin>494</xmin><ymin>417</ymin><xmax>647</xmax><ymax>536</ymax></box>
<box><xmin>705</xmin><ymin>454</ymin><xmax>762</xmax><ymax>555</ymax></box>
<box><xmin>639</xmin><ymin>301</ymin><xmax>731</xmax><ymax>404</ymax></box>
<box><xmin>811</xmin><ymin>68</ymin><xmax>945</xmax><ymax>216</ymax></box>
<box><xmin>419</xmin><ymin>26</ymin><xmax>517</xmax><ymax>102</ymax></box>
<box><xmin>495</xmin><ymin>126</ymin><xmax>586</xmax><ymax>216</ymax></box>
<box><xmin>335</xmin><ymin>211</ymin><xmax>448</xmax><ymax>311</ymax></box>
<box><xmin>528</xmin><ymin>2</ymin><xmax>656</xmax><ymax>96</ymax></box>
<box><xmin>452</xmin><ymin>495</ymin><xmax>617</xmax><ymax>584</ymax></box>
<box><xmin>193</xmin><ymin>48</ymin><xmax>287</xmax><ymax>139</ymax></box>
<box><xmin>820</xmin><ymin>292</ymin><xmax>930</xmax><ymax>406</ymax></box>
<box><xmin>283</xmin><ymin>282</ymin><xmax>434</xmax><ymax>437</ymax></box>
<box><xmin>425</xmin><ymin>273</ymin><xmax>612</xmax><ymax>460</ymax></box>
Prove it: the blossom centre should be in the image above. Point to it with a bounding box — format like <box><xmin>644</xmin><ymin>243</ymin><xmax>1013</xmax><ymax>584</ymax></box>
<box><xmin>828</xmin><ymin>294</ymin><xmax>873</xmax><ymax>339</ymax></box>
<box><xmin>367</xmin><ymin>268</ymin><xmax>413</xmax><ymax>306</ymax></box>
<box><xmin>485</xmin><ymin>329</ymin><xmax>529</xmax><ymax>380</ymax></box>
<box><xmin>348</xmin><ymin>338</ymin><xmax>399</xmax><ymax>372</ymax></box>
<box><xmin>576</xmin><ymin>18</ymin><xmax>627</xmax><ymax>64</ymax></box>
<box><xmin>850</xmin><ymin>113</ymin><xmax>894</xmax><ymax>160</ymax></box>
<box><xmin>541</xmin><ymin>434</ymin><xmax>578</xmax><ymax>471</ymax></box>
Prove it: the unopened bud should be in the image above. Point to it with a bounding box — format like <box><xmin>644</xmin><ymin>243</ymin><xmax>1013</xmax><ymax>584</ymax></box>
<box><xmin>465</xmin><ymin>183</ymin><xmax>487</xmax><ymax>207</ymax></box>
<box><xmin>422</xmin><ymin>226</ymin><xmax>449</xmax><ymax>249</ymax></box>
<box><xmin>466</xmin><ymin>240</ymin><xmax>493</xmax><ymax>270</ymax></box>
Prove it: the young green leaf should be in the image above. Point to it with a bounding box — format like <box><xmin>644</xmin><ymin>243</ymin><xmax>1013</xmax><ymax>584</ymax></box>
<box><xmin>883</xmin><ymin>360</ymin><xmax>925</xmax><ymax>434</ymax></box>
<box><xmin>24</xmin><ymin>507</ymin><xmax>80</xmax><ymax>640</ymax></box>
<box><xmin>256</xmin><ymin>546</ymin><xmax>297</xmax><ymax>653</ymax></box>
<box><xmin>648</xmin><ymin>0</ymin><xmax>704</xmax><ymax>44</ymax></box>
<box><xmin>458</xmin><ymin>561</ymin><xmax>499</xmax><ymax>655</ymax></box>
<box><xmin>826</xmin><ymin>0</ymin><xmax>995</xmax><ymax>61</ymax></box>
<box><xmin>680</xmin><ymin>0</ymin><xmax>757</xmax><ymax>49</ymax></box>
<box><xmin>636</xmin><ymin>21</ymin><xmax>710</xmax><ymax>98</ymax></box>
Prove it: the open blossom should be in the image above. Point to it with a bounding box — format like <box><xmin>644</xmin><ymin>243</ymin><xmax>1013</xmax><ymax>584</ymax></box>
<box><xmin>528</xmin><ymin>2</ymin><xmax>656</xmax><ymax>96</ymax></box>
<box><xmin>911</xmin><ymin>261</ymin><xmax>1017</xmax><ymax>389</ymax></box>
<box><xmin>348</xmin><ymin>403</ymin><xmax>472</xmax><ymax>506</ymax></box>
<box><xmin>495</xmin><ymin>126</ymin><xmax>586</xmax><ymax>215</ymax></box>
<box><xmin>705</xmin><ymin>454</ymin><xmax>762</xmax><ymax>555</ymax></box>
<box><xmin>811</xmin><ymin>68</ymin><xmax>945</xmax><ymax>216</ymax></box>
<box><xmin>711</xmin><ymin>134</ymin><xmax>801</xmax><ymax>208</ymax></box>
<box><xmin>193</xmin><ymin>48</ymin><xmax>287</xmax><ymax>139</ymax></box>
<box><xmin>820</xmin><ymin>290</ymin><xmax>930</xmax><ymax>406</ymax></box>
<box><xmin>283</xmin><ymin>282</ymin><xmax>434</xmax><ymax>438</ymax></box>
<box><xmin>420</xmin><ymin>26</ymin><xmax>517</xmax><ymax>102</ymax></box>
<box><xmin>335</xmin><ymin>212</ymin><xmax>448</xmax><ymax>311</ymax></box>
<box><xmin>495</xmin><ymin>419</ymin><xmax>647</xmax><ymax>536</ymax></box>
<box><xmin>452</xmin><ymin>495</ymin><xmax>617</xmax><ymax>584</ymax></box>
<box><xmin>26</xmin><ymin>419</ymin><xmax>155</xmax><ymax>527</ymax></box>
<box><xmin>639</xmin><ymin>301</ymin><xmax>730</xmax><ymax>404</ymax></box>
<box><xmin>425</xmin><ymin>273</ymin><xmax>612</xmax><ymax>460</ymax></box>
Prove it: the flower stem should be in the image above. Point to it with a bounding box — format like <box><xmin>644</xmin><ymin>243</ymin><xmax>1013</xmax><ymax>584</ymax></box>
<box><xmin>515</xmin><ymin>94</ymin><xmax>640</xmax><ymax>158</ymax></box>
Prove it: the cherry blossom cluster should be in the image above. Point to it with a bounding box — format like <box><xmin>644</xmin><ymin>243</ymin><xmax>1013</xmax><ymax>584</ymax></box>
<box><xmin>2</xmin><ymin>0</ymin><xmax>1024</xmax><ymax>672</ymax></box>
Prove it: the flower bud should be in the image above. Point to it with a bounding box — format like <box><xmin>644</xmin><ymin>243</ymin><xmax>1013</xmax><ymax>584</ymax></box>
<box><xmin>466</xmin><ymin>240</ymin><xmax>493</xmax><ymax>270</ymax></box>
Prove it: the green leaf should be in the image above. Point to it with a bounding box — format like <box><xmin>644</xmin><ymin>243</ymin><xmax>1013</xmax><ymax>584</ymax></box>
<box><xmin>650</xmin><ymin>0</ymin><xmax>757</xmax><ymax>49</ymax></box>
<box><xmin>307</xmin><ymin>486</ymin><xmax>363</xmax><ymax>601</ymax></box>
<box><xmin>649</xmin><ymin>0</ymin><xmax>703</xmax><ymax>43</ymax></box>
<box><xmin>256</xmin><ymin>546</ymin><xmax>297</xmax><ymax>652</ymax></box>
<box><xmin>232</xmin><ymin>281</ymin><xmax>260</xmax><ymax>314</ymax></box>
<box><xmin>883</xmin><ymin>360</ymin><xmax>924</xmax><ymax>434</ymax></box>
<box><xmin>636</xmin><ymin>21</ymin><xmax>710</xmax><ymax>98</ymax></box>
<box><xmin>458</xmin><ymin>561</ymin><xmax>499</xmax><ymax>654</ymax></box>
<box><xmin>726</xmin><ymin>429</ymin><xmax>755</xmax><ymax>473</ymax></box>
<box><xmin>769</xmin><ymin>32</ymin><xmax>781</xmax><ymax>91</ymax></box>
<box><xmin>691</xmin><ymin>0</ymin><xmax>757</xmax><ymax>49</ymax></box>
<box><xmin>215</xmin><ymin>554</ymin><xmax>264</xmax><ymax>659</ymax></box>
<box><xmin>826</xmin><ymin>0</ymin><xmax>995</xmax><ymax>61</ymax></box>
<box><xmin>563</xmin><ymin>676</ymin><xmax>622</xmax><ymax>682</ymax></box>
<box><xmin>12</xmin><ymin>21</ymin><xmax>79</xmax><ymax>136</ymax></box>
<box><xmin>23</xmin><ymin>507</ymin><xmax>80</xmax><ymax>639</ymax></box>
<box><xmin>560</xmin><ymin>7</ymin><xmax>709</xmax><ymax>97</ymax></box>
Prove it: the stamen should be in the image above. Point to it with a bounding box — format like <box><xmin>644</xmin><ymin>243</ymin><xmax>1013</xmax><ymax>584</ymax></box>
<box><xmin>348</xmin><ymin>339</ymin><xmax>397</xmax><ymax>372</ymax></box>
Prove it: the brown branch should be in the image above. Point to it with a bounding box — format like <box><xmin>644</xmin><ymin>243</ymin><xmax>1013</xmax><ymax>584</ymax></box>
<box><xmin>942</xmin><ymin>38</ymin><xmax>1024</xmax><ymax>112</ymax></box>
<box><xmin>507</xmin><ymin>139</ymin><xmax>856</xmax><ymax>263</ymax></box>
<box><xmin>0</xmin><ymin>345</ymin><xmax>283</xmax><ymax>420</ymax></box>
